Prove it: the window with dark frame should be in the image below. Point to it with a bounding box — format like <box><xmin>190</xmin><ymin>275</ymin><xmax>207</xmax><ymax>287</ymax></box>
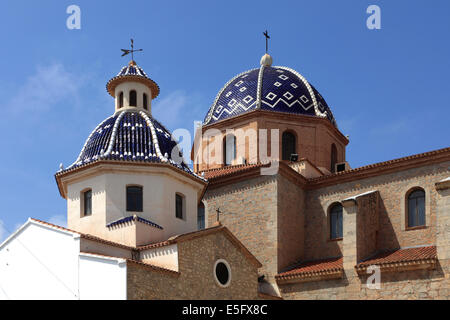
<box><xmin>129</xmin><ymin>90</ymin><xmax>137</xmax><ymax>107</ymax></box>
<box><xmin>119</xmin><ymin>92</ymin><xmax>123</xmax><ymax>108</ymax></box>
<box><xmin>83</xmin><ymin>189</ymin><xmax>92</xmax><ymax>216</ymax></box>
<box><xmin>282</xmin><ymin>131</ymin><xmax>296</xmax><ymax>161</ymax></box>
<box><xmin>126</xmin><ymin>186</ymin><xmax>143</xmax><ymax>212</ymax></box>
<box><xmin>223</xmin><ymin>134</ymin><xmax>236</xmax><ymax>166</ymax></box>
<box><xmin>407</xmin><ymin>189</ymin><xmax>425</xmax><ymax>228</ymax></box>
<box><xmin>176</xmin><ymin>194</ymin><xmax>184</xmax><ymax>219</ymax></box>
<box><xmin>143</xmin><ymin>93</ymin><xmax>148</xmax><ymax>110</ymax></box>
<box><xmin>331</xmin><ymin>143</ymin><xmax>338</xmax><ymax>172</ymax></box>
<box><xmin>197</xmin><ymin>203</ymin><xmax>205</xmax><ymax>230</ymax></box>
<box><xmin>330</xmin><ymin>203</ymin><xmax>343</xmax><ymax>239</ymax></box>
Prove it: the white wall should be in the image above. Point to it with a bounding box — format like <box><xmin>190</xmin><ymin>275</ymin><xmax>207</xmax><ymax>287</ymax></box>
<box><xmin>0</xmin><ymin>222</ymin><xmax>80</xmax><ymax>300</ymax></box>
<box><xmin>0</xmin><ymin>220</ymin><xmax>129</xmax><ymax>300</ymax></box>
<box><xmin>67</xmin><ymin>174</ymin><xmax>107</xmax><ymax>235</ymax></box>
<box><xmin>103</xmin><ymin>170</ymin><xmax>200</xmax><ymax>240</ymax></box>
<box><xmin>78</xmin><ymin>253</ymin><xmax>127</xmax><ymax>300</ymax></box>
<box><xmin>140</xmin><ymin>244</ymin><xmax>178</xmax><ymax>271</ymax></box>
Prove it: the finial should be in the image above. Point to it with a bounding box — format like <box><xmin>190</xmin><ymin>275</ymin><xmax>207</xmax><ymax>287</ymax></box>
<box><xmin>260</xmin><ymin>53</ymin><xmax>273</xmax><ymax>66</ymax></box>
<box><xmin>121</xmin><ymin>38</ymin><xmax>143</xmax><ymax>61</ymax></box>
<box><xmin>260</xmin><ymin>30</ymin><xmax>273</xmax><ymax>66</ymax></box>
<box><xmin>59</xmin><ymin>163</ymin><xmax>64</xmax><ymax>171</ymax></box>
<box><xmin>263</xmin><ymin>30</ymin><xmax>270</xmax><ymax>53</ymax></box>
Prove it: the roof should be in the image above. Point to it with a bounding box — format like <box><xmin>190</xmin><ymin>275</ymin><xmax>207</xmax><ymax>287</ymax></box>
<box><xmin>57</xmin><ymin>110</ymin><xmax>205</xmax><ymax>182</ymax></box>
<box><xmin>201</xmin><ymin>147</ymin><xmax>450</xmax><ymax>190</ymax></box>
<box><xmin>106</xmin><ymin>60</ymin><xmax>160</xmax><ymax>98</ymax></box>
<box><xmin>308</xmin><ymin>147</ymin><xmax>450</xmax><ymax>188</ymax></box>
<box><xmin>203</xmin><ymin>56</ymin><xmax>335</xmax><ymax>126</ymax></box>
<box><xmin>106</xmin><ymin>215</ymin><xmax>163</xmax><ymax>230</ymax></box>
<box><xmin>29</xmin><ymin>218</ymin><xmax>135</xmax><ymax>250</ymax></box>
<box><xmin>276</xmin><ymin>257</ymin><xmax>343</xmax><ymax>283</ymax></box>
<box><xmin>27</xmin><ymin>218</ymin><xmax>261</xmax><ymax>268</ymax></box>
<box><xmin>356</xmin><ymin>246</ymin><xmax>437</xmax><ymax>270</ymax></box>
<box><xmin>79</xmin><ymin>252</ymin><xmax>179</xmax><ymax>276</ymax></box>
<box><xmin>201</xmin><ymin>163</ymin><xmax>266</xmax><ymax>180</ymax></box>
<box><xmin>137</xmin><ymin>223</ymin><xmax>262</xmax><ymax>268</ymax></box>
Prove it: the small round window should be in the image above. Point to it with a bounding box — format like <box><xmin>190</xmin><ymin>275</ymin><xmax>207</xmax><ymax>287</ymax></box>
<box><xmin>214</xmin><ymin>259</ymin><xmax>231</xmax><ymax>287</ymax></box>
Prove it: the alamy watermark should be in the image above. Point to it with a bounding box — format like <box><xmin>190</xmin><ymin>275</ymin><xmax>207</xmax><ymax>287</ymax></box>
<box><xmin>66</xmin><ymin>5</ymin><xmax>81</xmax><ymax>30</ymax></box>
<box><xmin>367</xmin><ymin>5</ymin><xmax>381</xmax><ymax>30</ymax></box>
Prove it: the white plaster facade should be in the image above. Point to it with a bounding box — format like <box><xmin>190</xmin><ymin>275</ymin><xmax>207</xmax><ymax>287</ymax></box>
<box><xmin>0</xmin><ymin>219</ymin><xmax>128</xmax><ymax>300</ymax></box>
<box><xmin>63</xmin><ymin>163</ymin><xmax>205</xmax><ymax>247</ymax></box>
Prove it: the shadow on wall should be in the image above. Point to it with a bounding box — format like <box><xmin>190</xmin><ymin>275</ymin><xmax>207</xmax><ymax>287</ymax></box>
<box><xmin>376</xmin><ymin>198</ymin><xmax>400</xmax><ymax>253</ymax></box>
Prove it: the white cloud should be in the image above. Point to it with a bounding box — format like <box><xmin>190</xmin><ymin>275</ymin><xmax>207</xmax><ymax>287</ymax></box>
<box><xmin>370</xmin><ymin>120</ymin><xmax>409</xmax><ymax>136</ymax></box>
<box><xmin>48</xmin><ymin>214</ymin><xmax>67</xmax><ymax>228</ymax></box>
<box><xmin>8</xmin><ymin>63</ymin><xmax>84</xmax><ymax>114</ymax></box>
<box><xmin>152</xmin><ymin>90</ymin><xmax>204</xmax><ymax>130</ymax></box>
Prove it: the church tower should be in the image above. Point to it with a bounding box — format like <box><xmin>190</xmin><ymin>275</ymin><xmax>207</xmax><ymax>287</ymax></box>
<box><xmin>55</xmin><ymin>57</ymin><xmax>207</xmax><ymax>247</ymax></box>
<box><xmin>193</xmin><ymin>52</ymin><xmax>349</xmax><ymax>175</ymax></box>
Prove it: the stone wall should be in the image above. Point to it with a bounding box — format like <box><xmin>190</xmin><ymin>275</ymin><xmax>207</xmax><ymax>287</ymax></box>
<box><xmin>127</xmin><ymin>231</ymin><xmax>260</xmax><ymax>300</ymax></box>
<box><xmin>277</xmin><ymin>175</ymin><xmax>305</xmax><ymax>271</ymax></box>
<box><xmin>356</xmin><ymin>191</ymin><xmax>379</xmax><ymax>262</ymax></box>
<box><xmin>304</xmin><ymin>161</ymin><xmax>450</xmax><ymax>261</ymax></box>
<box><xmin>279</xmin><ymin>265</ymin><xmax>448</xmax><ymax>300</ymax></box>
<box><xmin>204</xmin><ymin>175</ymin><xmax>278</xmax><ymax>278</ymax></box>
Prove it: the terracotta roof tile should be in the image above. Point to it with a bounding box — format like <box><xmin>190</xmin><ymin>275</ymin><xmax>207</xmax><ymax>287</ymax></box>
<box><xmin>30</xmin><ymin>218</ymin><xmax>135</xmax><ymax>250</ymax></box>
<box><xmin>357</xmin><ymin>246</ymin><xmax>437</xmax><ymax>268</ymax></box>
<box><xmin>276</xmin><ymin>256</ymin><xmax>343</xmax><ymax>279</ymax></box>
<box><xmin>308</xmin><ymin>147</ymin><xmax>450</xmax><ymax>183</ymax></box>
<box><xmin>201</xmin><ymin>163</ymin><xmax>265</xmax><ymax>179</ymax></box>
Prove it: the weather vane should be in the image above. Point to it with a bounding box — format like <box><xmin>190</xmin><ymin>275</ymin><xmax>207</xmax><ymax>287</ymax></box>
<box><xmin>121</xmin><ymin>38</ymin><xmax>143</xmax><ymax>61</ymax></box>
<box><xmin>263</xmin><ymin>30</ymin><xmax>270</xmax><ymax>53</ymax></box>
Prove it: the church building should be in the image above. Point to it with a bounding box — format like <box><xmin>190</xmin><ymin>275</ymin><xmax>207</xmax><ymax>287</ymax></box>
<box><xmin>0</xmin><ymin>46</ymin><xmax>448</xmax><ymax>299</ymax></box>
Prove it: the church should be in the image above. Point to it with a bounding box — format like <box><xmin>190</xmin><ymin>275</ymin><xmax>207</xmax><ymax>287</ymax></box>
<box><xmin>0</xmin><ymin>44</ymin><xmax>448</xmax><ymax>299</ymax></box>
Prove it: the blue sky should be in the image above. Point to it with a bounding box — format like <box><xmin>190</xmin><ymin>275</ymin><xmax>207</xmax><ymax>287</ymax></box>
<box><xmin>0</xmin><ymin>0</ymin><xmax>449</xmax><ymax>240</ymax></box>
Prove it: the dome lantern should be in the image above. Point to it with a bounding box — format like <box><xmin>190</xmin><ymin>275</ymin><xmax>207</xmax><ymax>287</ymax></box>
<box><xmin>106</xmin><ymin>60</ymin><xmax>160</xmax><ymax>115</ymax></box>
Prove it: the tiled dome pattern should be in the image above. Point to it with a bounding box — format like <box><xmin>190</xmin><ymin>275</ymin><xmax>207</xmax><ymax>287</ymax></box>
<box><xmin>106</xmin><ymin>61</ymin><xmax>160</xmax><ymax>98</ymax></box>
<box><xmin>204</xmin><ymin>65</ymin><xmax>336</xmax><ymax>126</ymax></box>
<box><xmin>65</xmin><ymin>111</ymin><xmax>201</xmax><ymax>179</ymax></box>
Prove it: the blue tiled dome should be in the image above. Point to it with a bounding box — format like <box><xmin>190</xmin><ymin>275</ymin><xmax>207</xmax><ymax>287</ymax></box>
<box><xmin>64</xmin><ymin>110</ymin><xmax>200</xmax><ymax>178</ymax></box>
<box><xmin>204</xmin><ymin>56</ymin><xmax>336</xmax><ymax>126</ymax></box>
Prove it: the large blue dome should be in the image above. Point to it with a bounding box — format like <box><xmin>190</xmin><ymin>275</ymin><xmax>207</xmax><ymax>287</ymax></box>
<box><xmin>204</xmin><ymin>56</ymin><xmax>336</xmax><ymax>126</ymax></box>
<box><xmin>63</xmin><ymin>110</ymin><xmax>199</xmax><ymax>178</ymax></box>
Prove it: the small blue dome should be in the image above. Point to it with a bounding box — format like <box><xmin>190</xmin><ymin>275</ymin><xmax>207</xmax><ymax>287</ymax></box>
<box><xmin>65</xmin><ymin>110</ymin><xmax>200</xmax><ymax>178</ymax></box>
<box><xmin>204</xmin><ymin>62</ymin><xmax>336</xmax><ymax>126</ymax></box>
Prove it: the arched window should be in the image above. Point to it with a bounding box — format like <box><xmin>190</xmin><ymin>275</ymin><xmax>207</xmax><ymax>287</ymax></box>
<box><xmin>119</xmin><ymin>92</ymin><xmax>124</xmax><ymax>108</ymax></box>
<box><xmin>329</xmin><ymin>203</ymin><xmax>343</xmax><ymax>239</ymax></box>
<box><xmin>129</xmin><ymin>90</ymin><xmax>137</xmax><ymax>107</ymax></box>
<box><xmin>126</xmin><ymin>186</ymin><xmax>143</xmax><ymax>212</ymax></box>
<box><xmin>197</xmin><ymin>202</ymin><xmax>205</xmax><ymax>230</ymax></box>
<box><xmin>282</xmin><ymin>131</ymin><xmax>296</xmax><ymax>161</ymax></box>
<box><xmin>407</xmin><ymin>189</ymin><xmax>425</xmax><ymax>228</ymax></box>
<box><xmin>82</xmin><ymin>189</ymin><xmax>92</xmax><ymax>217</ymax></box>
<box><xmin>176</xmin><ymin>193</ymin><xmax>185</xmax><ymax>219</ymax></box>
<box><xmin>223</xmin><ymin>134</ymin><xmax>236</xmax><ymax>166</ymax></box>
<box><xmin>331</xmin><ymin>143</ymin><xmax>338</xmax><ymax>172</ymax></box>
<box><xmin>143</xmin><ymin>93</ymin><xmax>148</xmax><ymax>110</ymax></box>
